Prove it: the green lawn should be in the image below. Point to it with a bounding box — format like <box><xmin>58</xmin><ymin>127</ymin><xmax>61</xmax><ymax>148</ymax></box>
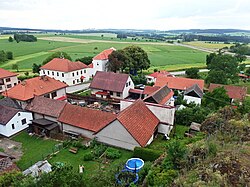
<box><xmin>12</xmin><ymin>132</ymin><xmax>133</xmax><ymax>178</ymax></box>
<box><xmin>11</xmin><ymin>132</ymin><xmax>59</xmax><ymax>170</ymax></box>
<box><xmin>183</xmin><ymin>41</ymin><xmax>233</xmax><ymax>49</ymax></box>
<box><xmin>0</xmin><ymin>35</ymin><xmax>207</xmax><ymax>72</ymax></box>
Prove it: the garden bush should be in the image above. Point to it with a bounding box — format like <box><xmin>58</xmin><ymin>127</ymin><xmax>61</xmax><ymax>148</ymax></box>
<box><xmin>83</xmin><ymin>152</ymin><xmax>94</xmax><ymax>161</ymax></box>
<box><xmin>93</xmin><ymin>144</ymin><xmax>107</xmax><ymax>157</ymax></box>
<box><xmin>105</xmin><ymin>147</ymin><xmax>121</xmax><ymax>159</ymax></box>
<box><xmin>133</xmin><ymin>147</ymin><xmax>162</xmax><ymax>161</ymax></box>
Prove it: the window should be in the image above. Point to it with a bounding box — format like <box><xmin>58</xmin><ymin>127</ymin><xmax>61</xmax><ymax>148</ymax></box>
<box><xmin>51</xmin><ymin>92</ymin><xmax>57</xmax><ymax>99</ymax></box>
<box><xmin>0</xmin><ymin>79</ymin><xmax>3</xmax><ymax>85</ymax></box>
<box><xmin>57</xmin><ymin>72</ymin><xmax>59</xmax><ymax>76</ymax></box>
<box><xmin>72</xmin><ymin>73</ymin><xmax>74</xmax><ymax>77</ymax></box>
<box><xmin>12</xmin><ymin>124</ymin><xmax>15</xmax><ymax>129</ymax></box>
<box><xmin>97</xmin><ymin>62</ymin><xmax>99</xmax><ymax>66</ymax></box>
<box><xmin>7</xmin><ymin>84</ymin><xmax>12</xmax><ymax>88</ymax></box>
<box><xmin>43</xmin><ymin>70</ymin><xmax>45</xmax><ymax>74</ymax></box>
<box><xmin>14</xmin><ymin>83</ymin><xmax>17</xmax><ymax>86</ymax></box>
<box><xmin>110</xmin><ymin>91</ymin><xmax>113</xmax><ymax>95</ymax></box>
<box><xmin>18</xmin><ymin>113</ymin><xmax>20</xmax><ymax>116</ymax></box>
<box><xmin>44</xmin><ymin>94</ymin><xmax>50</xmax><ymax>98</ymax></box>
<box><xmin>47</xmin><ymin>71</ymin><xmax>50</xmax><ymax>75</ymax></box>
<box><xmin>0</xmin><ymin>86</ymin><xmax>2</xmax><ymax>90</ymax></box>
<box><xmin>128</xmin><ymin>81</ymin><xmax>131</xmax><ymax>86</ymax></box>
<box><xmin>117</xmin><ymin>92</ymin><xmax>121</xmax><ymax>97</ymax></box>
<box><xmin>84</xmin><ymin>69</ymin><xmax>86</xmax><ymax>73</ymax></box>
<box><xmin>21</xmin><ymin>119</ymin><xmax>26</xmax><ymax>125</ymax></box>
<box><xmin>73</xmin><ymin>80</ymin><xmax>75</xmax><ymax>84</ymax></box>
<box><xmin>80</xmin><ymin>71</ymin><xmax>82</xmax><ymax>74</ymax></box>
<box><xmin>76</xmin><ymin>71</ymin><xmax>79</xmax><ymax>76</ymax></box>
<box><xmin>52</xmin><ymin>72</ymin><xmax>54</xmax><ymax>76</ymax></box>
<box><xmin>126</xmin><ymin>83</ymin><xmax>128</xmax><ymax>87</ymax></box>
<box><xmin>62</xmin><ymin>73</ymin><xmax>64</xmax><ymax>77</ymax></box>
<box><xmin>6</xmin><ymin>78</ymin><xmax>11</xmax><ymax>82</ymax></box>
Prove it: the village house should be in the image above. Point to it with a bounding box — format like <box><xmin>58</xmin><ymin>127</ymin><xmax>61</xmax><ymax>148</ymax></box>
<box><xmin>155</xmin><ymin>76</ymin><xmax>204</xmax><ymax>105</ymax></box>
<box><xmin>2</xmin><ymin>76</ymin><xmax>67</xmax><ymax>108</ymax></box>
<box><xmin>89</xmin><ymin>71</ymin><xmax>134</xmax><ymax>99</ymax></box>
<box><xmin>0</xmin><ymin>105</ymin><xmax>32</xmax><ymax>137</ymax></box>
<box><xmin>208</xmin><ymin>83</ymin><xmax>247</xmax><ymax>103</ymax></box>
<box><xmin>39</xmin><ymin>58</ymin><xmax>93</xmax><ymax>86</ymax></box>
<box><xmin>95</xmin><ymin>100</ymin><xmax>160</xmax><ymax>150</ymax></box>
<box><xmin>0</xmin><ymin>68</ymin><xmax>19</xmax><ymax>93</ymax></box>
<box><xmin>92</xmin><ymin>48</ymin><xmax>115</xmax><ymax>72</ymax></box>
<box><xmin>25</xmin><ymin>96</ymin><xmax>67</xmax><ymax>137</ymax></box>
<box><xmin>58</xmin><ymin>103</ymin><xmax>117</xmax><ymax>139</ymax></box>
<box><xmin>145</xmin><ymin>70</ymin><xmax>173</xmax><ymax>84</ymax></box>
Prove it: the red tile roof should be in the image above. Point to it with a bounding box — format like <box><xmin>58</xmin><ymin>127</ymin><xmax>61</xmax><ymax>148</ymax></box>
<box><xmin>209</xmin><ymin>83</ymin><xmax>247</xmax><ymax>100</ymax></box>
<box><xmin>117</xmin><ymin>100</ymin><xmax>159</xmax><ymax>147</ymax></box>
<box><xmin>129</xmin><ymin>88</ymin><xmax>143</xmax><ymax>94</ymax></box>
<box><xmin>155</xmin><ymin>76</ymin><xmax>204</xmax><ymax>90</ymax></box>
<box><xmin>143</xmin><ymin>86</ymin><xmax>161</xmax><ymax>95</ymax></box>
<box><xmin>88</xmin><ymin>63</ymin><xmax>93</xmax><ymax>68</ymax></box>
<box><xmin>0</xmin><ymin>68</ymin><xmax>18</xmax><ymax>79</ymax></box>
<box><xmin>58</xmin><ymin>104</ymin><xmax>117</xmax><ymax>132</ymax></box>
<box><xmin>40</xmin><ymin>58</ymin><xmax>88</xmax><ymax>72</ymax></box>
<box><xmin>2</xmin><ymin>76</ymin><xmax>67</xmax><ymax>101</ymax></box>
<box><xmin>25</xmin><ymin>96</ymin><xmax>67</xmax><ymax>118</ymax></box>
<box><xmin>90</xmin><ymin>71</ymin><xmax>129</xmax><ymax>92</ymax></box>
<box><xmin>93</xmin><ymin>48</ymin><xmax>115</xmax><ymax>60</ymax></box>
<box><xmin>147</xmin><ymin>70</ymin><xmax>172</xmax><ymax>78</ymax></box>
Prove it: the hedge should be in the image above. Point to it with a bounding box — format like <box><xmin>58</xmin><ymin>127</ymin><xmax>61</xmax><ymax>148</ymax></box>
<box><xmin>133</xmin><ymin>147</ymin><xmax>162</xmax><ymax>161</ymax></box>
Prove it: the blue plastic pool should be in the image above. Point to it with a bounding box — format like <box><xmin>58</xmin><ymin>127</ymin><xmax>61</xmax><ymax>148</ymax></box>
<box><xmin>125</xmin><ymin>158</ymin><xmax>144</xmax><ymax>172</ymax></box>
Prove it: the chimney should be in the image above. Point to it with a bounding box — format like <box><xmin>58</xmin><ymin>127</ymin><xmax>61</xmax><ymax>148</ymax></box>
<box><xmin>21</xmin><ymin>81</ymin><xmax>26</xmax><ymax>86</ymax></box>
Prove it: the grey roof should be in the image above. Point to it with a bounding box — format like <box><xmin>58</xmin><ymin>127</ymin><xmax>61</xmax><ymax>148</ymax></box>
<box><xmin>23</xmin><ymin>160</ymin><xmax>52</xmax><ymax>177</ymax></box>
<box><xmin>0</xmin><ymin>105</ymin><xmax>20</xmax><ymax>125</ymax></box>
<box><xmin>190</xmin><ymin>122</ymin><xmax>201</xmax><ymax>131</ymax></box>
<box><xmin>184</xmin><ymin>84</ymin><xmax>203</xmax><ymax>98</ymax></box>
<box><xmin>143</xmin><ymin>85</ymin><xmax>172</xmax><ymax>104</ymax></box>
<box><xmin>0</xmin><ymin>97</ymin><xmax>22</xmax><ymax>109</ymax></box>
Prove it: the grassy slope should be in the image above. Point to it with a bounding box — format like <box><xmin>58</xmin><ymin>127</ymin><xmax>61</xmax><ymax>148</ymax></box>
<box><xmin>183</xmin><ymin>41</ymin><xmax>233</xmax><ymax>49</ymax></box>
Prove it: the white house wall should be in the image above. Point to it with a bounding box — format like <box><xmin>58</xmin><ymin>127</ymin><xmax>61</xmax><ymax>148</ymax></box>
<box><xmin>122</xmin><ymin>77</ymin><xmax>135</xmax><ymax>99</ymax></box>
<box><xmin>158</xmin><ymin>123</ymin><xmax>173</xmax><ymax>135</ymax></box>
<box><xmin>0</xmin><ymin>111</ymin><xmax>32</xmax><ymax>137</ymax></box>
<box><xmin>62</xmin><ymin>123</ymin><xmax>94</xmax><ymax>139</ymax></box>
<box><xmin>0</xmin><ymin>76</ymin><xmax>19</xmax><ymax>93</ymax></box>
<box><xmin>95</xmin><ymin>120</ymin><xmax>140</xmax><ymax>150</ymax></box>
<box><xmin>92</xmin><ymin>59</ymin><xmax>108</xmax><ymax>73</ymax></box>
<box><xmin>183</xmin><ymin>95</ymin><xmax>201</xmax><ymax>105</ymax></box>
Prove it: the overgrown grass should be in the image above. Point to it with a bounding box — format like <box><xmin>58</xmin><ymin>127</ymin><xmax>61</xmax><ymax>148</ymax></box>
<box><xmin>11</xmin><ymin>132</ymin><xmax>59</xmax><ymax>170</ymax></box>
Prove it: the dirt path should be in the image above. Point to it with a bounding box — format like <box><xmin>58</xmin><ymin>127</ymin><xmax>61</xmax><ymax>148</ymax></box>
<box><xmin>39</xmin><ymin>36</ymin><xmax>174</xmax><ymax>46</ymax></box>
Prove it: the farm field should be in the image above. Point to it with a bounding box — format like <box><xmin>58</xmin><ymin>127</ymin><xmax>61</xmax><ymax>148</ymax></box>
<box><xmin>0</xmin><ymin>35</ymin><xmax>208</xmax><ymax>72</ymax></box>
<box><xmin>183</xmin><ymin>41</ymin><xmax>232</xmax><ymax>49</ymax></box>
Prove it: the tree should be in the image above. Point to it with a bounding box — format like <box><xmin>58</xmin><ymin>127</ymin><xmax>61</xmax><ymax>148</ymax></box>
<box><xmin>202</xmin><ymin>87</ymin><xmax>231</xmax><ymax>110</ymax></box>
<box><xmin>246</xmin><ymin>68</ymin><xmax>250</xmax><ymax>76</ymax></box>
<box><xmin>206</xmin><ymin>54</ymin><xmax>239</xmax><ymax>84</ymax></box>
<box><xmin>185</xmin><ymin>67</ymin><xmax>199</xmax><ymax>79</ymax></box>
<box><xmin>8</xmin><ymin>36</ymin><xmax>13</xmax><ymax>42</ymax></box>
<box><xmin>6</xmin><ymin>51</ymin><xmax>13</xmax><ymax>60</ymax></box>
<box><xmin>206</xmin><ymin>53</ymin><xmax>217</xmax><ymax>67</ymax></box>
<box><xmin>235</xmin><ymin>54</ymin><xmax>247</xmax><ymax>63</ymax></box>
<box><xmin>32</xmin><ymin>63</ymin><xmax>42</xmax><ymax>73</ymax></box>
<box><xmin>123</xmin><ymin>45</ymin><xmax>150</xmax><ymax>74</ymax></box>
<box><xmin>75</xmin><ymin>56</ymin><xmax>93</xmax><ymax>65</ymax></box>
<box><xmin>12</xmin><ymin>63</ymin><xmax>19</xmax><ymax>72</ymax></box>
<box><xmin>106</xmin><ymin>50</ymin><xmax>130</xmax><ymax>73</ymax></box>
<box><xmin>0</xmin><ymin>50</ymin><xmax>7</xmax><ymax>62</ymax></box>
<box><xmin>42</xmin><ymin>52</ymin><xmax>72</xmax><ymax>65</ymax></box>
<box><xmin>206</xmin><ymin>70</ymin><xmax>227</xmax><ymax>84</ymax></box>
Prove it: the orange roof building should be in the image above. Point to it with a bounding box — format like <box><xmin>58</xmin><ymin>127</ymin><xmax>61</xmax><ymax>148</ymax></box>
<box><xmin>95</xmin><ymin>100</ymin><xmax>160</xmax><ymax>150</ymax></box>
<box><xmin>155</xmin><ymin>76</ymin><xmax>204</xmax><ymax>91</ymax></box>
<box><xmin>2</xmin><ymin>76</ymin><xmax>67</xmax><ymax>102</ymax></box>
<box><xmin>93</xmin><ymin>48</ymin><xmax>115</xmax><ymax>60</ymax></box>
<box><xmin>0</xmin><ymin>68</ymin><xmax>19</xmax><ymax>93</ymax></box>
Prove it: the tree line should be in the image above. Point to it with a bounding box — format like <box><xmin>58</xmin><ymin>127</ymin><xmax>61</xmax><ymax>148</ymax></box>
<box><xmin>11</xmin><ymin>34</ymin><xmax>37</xmax><ymax>43</ymax></box>
<box><xmin>0</xmin><ymin>50</ymin><xmax>13</xmax><ymax>62</ymax></box>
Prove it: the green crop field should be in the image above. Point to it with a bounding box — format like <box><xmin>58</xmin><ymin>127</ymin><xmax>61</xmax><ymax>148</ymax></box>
<box><xmin>0</xmin><ymin>35</ymin><xmax>208</xmax><ymax>72</ymax></box>
<box><xmin>183</xmin><ymin>41</ymin><xmax>232</xmax><ymax>49</ymax></box>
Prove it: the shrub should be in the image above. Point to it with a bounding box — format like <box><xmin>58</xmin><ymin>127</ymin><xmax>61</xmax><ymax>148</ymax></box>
<box><xmin>105</xmin><ymin>147</ymin><xmax>121</xmax><ymax>159</ymax></box>
<box><xmin>72</xmin><ymin>140</ymin><xmax>83</xmax><ymax>148</ymax></box>
<box><xmin>83</xmin><ymin>152</ymin><xmax>94</xmax><ymax>161</ymax></box>
<box><xmin>93</xmin><ymin>144</ymin><xmax>107</xmax><ymax>157</ymax></box>
<box><xmin>133</xmin><ymin>147</ymin><xmax>162</xmax><ymax>161</ymax></box>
